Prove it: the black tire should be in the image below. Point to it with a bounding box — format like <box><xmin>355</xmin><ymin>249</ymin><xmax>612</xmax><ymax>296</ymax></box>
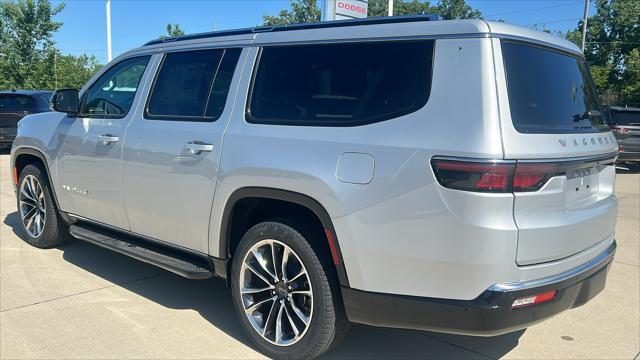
<box><xmin>16</xmin><ymin>164</ymin><xmax>70</xmax><ymax>248</ymax></box>
<box><xmin>231</xmin><ymin>220</ymin><xmax>349</xmax><ymax>359</ymax></box>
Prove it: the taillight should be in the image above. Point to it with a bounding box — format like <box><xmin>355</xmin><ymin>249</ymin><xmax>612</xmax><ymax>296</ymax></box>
<box><xmin>431</xmin><ymin>160</ymin><xmax>515</xmax><ymax>193</ymax></box>
<box><xmin>431</xmin><ymin>159</ymin><xmax>562</xmax><ymax>193</ymax></box>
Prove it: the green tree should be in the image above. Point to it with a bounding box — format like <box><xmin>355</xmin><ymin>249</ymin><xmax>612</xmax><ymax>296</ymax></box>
<box><xmin>565</xmin><ymin>0</ymin><xmax>640</xmax><ymax>106</ymax></box>
<box><xmin>53</xmin><ymin>53</ymin><xmax>103</xmax><ymax>89</ymax></box>
<box><xmin>160</xmin><ymin>23</ymin><xmax>185</xmax><ymax>39</ymax></box>
<box><xmin>263</xmin><ymin>0</ymin><xmax>320</xmax><ymax>26</ymax></box>
<box><xmin>435</xmin><ymin>0</ymin><xmax>482</xmax><ymax>20</ymax></box>
<box><xmin>262</xmin><ymin>0</ymin><xmax>481</xmax><ymax>25</ymax></box>
<box><xmin>0</xmin><ymin>0</ymin><xmax>65</xmax><ymax>89</ymax></box>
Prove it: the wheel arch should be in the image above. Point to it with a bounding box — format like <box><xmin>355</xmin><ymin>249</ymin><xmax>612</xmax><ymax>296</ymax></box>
<box><xmin>12</xmin><ymin>147</ymin><xmax>61</xmax><ymax>210</ymax></box>
<box><xmin>219</xmin><ymin>187</ymin><xmax>350</xmax><ymax>287</ymax></box>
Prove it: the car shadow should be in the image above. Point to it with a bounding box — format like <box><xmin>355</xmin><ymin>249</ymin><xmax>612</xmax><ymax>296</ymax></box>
<box><xmin>4</xmin><ymin>211</ymin><xmax>522</xmax><ymax>358</ymax></box>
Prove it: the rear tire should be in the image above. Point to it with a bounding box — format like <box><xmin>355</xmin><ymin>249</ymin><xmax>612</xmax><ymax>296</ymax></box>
<box><xmin>230</xmin><ymin>220</ymin><xmax>349</xmax><ymax>359</ymax></box>
<box><xmin>16</xmin><ymin>164</ymin><xmax>69</xmax><ymax>248</ymax></box>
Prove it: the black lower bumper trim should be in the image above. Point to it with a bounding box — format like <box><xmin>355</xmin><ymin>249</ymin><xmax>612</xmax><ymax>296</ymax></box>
<box><xmin>343</xmin><ymin>242</ymin><xmax>615</xmax><ymax>336</ymax></box>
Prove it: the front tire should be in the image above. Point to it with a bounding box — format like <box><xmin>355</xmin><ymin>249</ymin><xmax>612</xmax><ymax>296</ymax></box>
<box><xmin>16</xmin><ymin>164</ymin><xmax>69</xmax><ymax>248</ymax></box>
<box><xmin>231</xmin><ymin>221</ymin><xmax>348</xmax><ymax>359</ymax></box>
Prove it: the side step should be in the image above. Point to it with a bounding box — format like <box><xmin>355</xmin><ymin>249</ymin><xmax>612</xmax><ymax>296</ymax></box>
<box><xmin>69</xmin><ymin>223</ymin><xmax>214</xmax><ymax>279</ymax></box>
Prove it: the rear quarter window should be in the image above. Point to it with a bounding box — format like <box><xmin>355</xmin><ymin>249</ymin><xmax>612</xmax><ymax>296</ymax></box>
<box><xmin>502</xmin><ymin>41</ymin><xmax>608</xmax><ymax>134</ymax></box>
<box><xmin>247</xmin><ymin>40</ymin><xmax>434</xmax><ymax>127</ymax></box>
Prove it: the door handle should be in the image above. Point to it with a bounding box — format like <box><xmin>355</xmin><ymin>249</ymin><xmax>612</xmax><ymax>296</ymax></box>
<box><xmin>184</xmin><ymin>142</ymin><xmax>214</xmax><ymax>155</ymax></box>
<box><xmin>98</xmin><ymin>134</ymin><xmax>119</xmax><ymax>145</ymax></box>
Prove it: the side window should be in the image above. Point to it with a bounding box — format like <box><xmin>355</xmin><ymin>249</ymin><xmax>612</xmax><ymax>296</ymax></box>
<box><xmin>81</xmin><ymin>56</ymin><xmax>150</xmax><ymax>118</ymax></box>
<box><xmin>146</xmin><ymin>48</ymin><xmax>241</xmax><ymax>121</ymax></box>
<box><xmin>247</xmin><ymin>40</ymin><xmax>434</xmax><ymax>126</ymax></box>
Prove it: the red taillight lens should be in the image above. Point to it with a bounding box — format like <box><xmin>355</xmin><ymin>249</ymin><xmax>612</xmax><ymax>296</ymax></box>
<box><xmin>512</xmin><ymin>290</ymin><xmax>557</xmax><ymax>309</ymax></box>
<box><xmin>613</xmin><ymin>127</ymin><xmax>630</xmax><ymax>134</ymax></box>
<box><xmin>513</xmin><ymin>163</ymin><xmax>558</xmax><ymax>192</ymax></box>
<box><xmin>619</xmin><ymin>145</ymin><xmax>625</xmax><ymax>153</ymax></box>
<box><xmin>431</xmin><ymin>159</ymin><xmax>515</xmax><ymax>193</ymax></box>
<box><xmin>432</xmin><ymin>159</ymin><xmax>561</xmax><ymax>193</ymax></box>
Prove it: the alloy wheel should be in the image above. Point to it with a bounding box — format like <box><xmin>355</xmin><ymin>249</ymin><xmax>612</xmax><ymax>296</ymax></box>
<box><xmin>19</xmin><ymin>175</ymin><xmax>47</xmax><ymax>238</ymax></box>
<box><xmin>239</xmin><ymin>239</ymin><xmax>313</xmax><ymax>346</ymax></box>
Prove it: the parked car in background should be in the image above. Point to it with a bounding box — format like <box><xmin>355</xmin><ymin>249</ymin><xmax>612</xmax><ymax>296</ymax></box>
<box><xmin>603</xmin><ymin>106</ymin><xmax>640</xmax><ymax>168</ymax></box>
<box><xmin>0</xmin><ymin>90</ymin><xmax>53</xmax><ymax>149</ymax></box>
<box><xmin>10</xmin><ymin>16</ymin><xmax>619</xmax><ymax>359</ymax></box>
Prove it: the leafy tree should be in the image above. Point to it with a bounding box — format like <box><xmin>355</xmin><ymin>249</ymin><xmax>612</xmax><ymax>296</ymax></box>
<box><xmin>369</xmin><ymin>0</ymin><xmax>433</xmax><ymax>17</ymax></box>
<box><xmin>53</xmin><ymin>53</ymin><xmax>103</xmax><ymax>89</ymax></box>
<box><xmin>0</xmin><ymin>0</ymin><xmax>64</xmax><ymax>89</ymax></box>
<box><xmin>565</xmin><ymin>0</ymin><xmax>640</xmax><ymax>106</ymax></box>
<box><xmin>263</xmin><ymin>0</ymin><xmax>481</xmax><ymax>25</ymax></box>
<box><xmin>160</xmin><ymin>23</ymin><xmax>185</xmax><ymax>39</ymax></box>
<box><xmin>435</xmin><ymin>0</ymin><xmax>482</xmax><ymax>20</ymax></box>
<box><xmin>263</xmin><ymin>0</ymin><xmax>320</xmax><ymax>26</ymax></box>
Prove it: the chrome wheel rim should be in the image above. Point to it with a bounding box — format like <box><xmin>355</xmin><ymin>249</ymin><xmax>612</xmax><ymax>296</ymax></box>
<box><xmin>239</xmin><ymin>239</ymin><xmax>313</xmax><ymax>346</ymax></box>
<box><xmin>19</xmin><ymin>175</ymin><xmax>46</xmax><ymax>238</ymax></box>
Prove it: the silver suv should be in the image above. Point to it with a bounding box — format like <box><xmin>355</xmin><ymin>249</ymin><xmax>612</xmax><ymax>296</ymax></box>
<box><xmin>10</xmin><ymin>16</ymin><xmax>618</xmax><ymax>359</ymax></box>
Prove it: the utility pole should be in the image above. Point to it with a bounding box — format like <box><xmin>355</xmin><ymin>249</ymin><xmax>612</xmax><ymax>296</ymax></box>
<box><xmin>581</xmin><ymin>0</ymin><xmax>589</xmax><ymax>52</ymax></box>
<box><xmin>106</xmin><ymin>0</ymin><xmax>112</xmax><ymax>62</ymax></box>
<box><xmin>388</xmin><ymin>0</ymin><xmax>393</xmax><ymax>16</ymax></box>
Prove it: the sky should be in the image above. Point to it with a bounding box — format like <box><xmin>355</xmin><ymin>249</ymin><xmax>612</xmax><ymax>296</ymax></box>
<box><xmin>50</xmin><ymin>0</ymin><xmax>596</xmax><ymax>64</ymax></box>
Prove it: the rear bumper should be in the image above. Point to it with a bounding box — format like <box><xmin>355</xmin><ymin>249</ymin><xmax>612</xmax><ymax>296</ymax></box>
<box><xmin>343</xmin><ymin>241</ymin><xmax>616</xmax><ymax>336</ymax></box>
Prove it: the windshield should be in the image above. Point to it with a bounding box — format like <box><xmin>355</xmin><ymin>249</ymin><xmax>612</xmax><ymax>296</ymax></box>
<box><xmin>0</xmin><ymin>94</ymin><xmax>36</xmax><ymax>112</ymax></box>
<box><xmin>502</xmin><ymin>41</ymin><xmax>608</xmax><ymax>134</ymax></box>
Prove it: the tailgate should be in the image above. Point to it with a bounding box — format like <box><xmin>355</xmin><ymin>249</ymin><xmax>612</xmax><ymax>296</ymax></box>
<box><xmin>513</xmin><ymin>154</ymin><xmax>618</xmax><ymax>265</ymax></box>
<box><xmin>495</xmin><ymin>40</ymin><xmax>619</xmax><ymax>265</ymax></box>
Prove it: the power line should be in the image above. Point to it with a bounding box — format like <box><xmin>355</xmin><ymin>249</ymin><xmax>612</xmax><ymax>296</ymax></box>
<box><xmin>527</xmin><ymin>17</ymin><xmax>582</xmax><ymax>26</ymax></box>
<box><xmin>485</xmin><ymin>0</ymin><xmax>582</xmax><ymax>18</ymax></box>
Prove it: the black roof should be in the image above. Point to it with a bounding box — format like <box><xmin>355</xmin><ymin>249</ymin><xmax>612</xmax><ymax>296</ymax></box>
<box><xmin>0</xmin><ymin>89</ymin><xmax>53</xmax><ymax>95</ymax></box>
<box><xmin>144</xmin><ymin>14</ymin><xmax>442</xmax><ymax>46</ymax></box>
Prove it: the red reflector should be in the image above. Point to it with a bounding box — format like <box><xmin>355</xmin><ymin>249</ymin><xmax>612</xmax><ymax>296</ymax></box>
<box><xmin>12</xmin><ymin>166</ymin><xmax>19</xmax><ymax>186</ymax></box>
<box><xmin>324</xmin><ymin>228</ymin><xmax>341</xmax><ymax>266</ymax></box>
<box><xmin>512</xmin><ymin>290</ymin><xmax>557</xmax><ymax>309</ymax></box>
<box><xmin>619</xmin><ymin>145</ymin><xmax>625</xmax><ymax>153</ymax></box>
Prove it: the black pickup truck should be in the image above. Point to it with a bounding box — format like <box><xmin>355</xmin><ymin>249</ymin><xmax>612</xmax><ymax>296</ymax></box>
<box><xmin>0</xmin><ymin>90</ymin><xmax>53</xmax><ymax>149</ymax></box>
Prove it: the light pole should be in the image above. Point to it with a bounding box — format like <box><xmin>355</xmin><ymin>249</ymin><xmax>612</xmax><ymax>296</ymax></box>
<box><xmin>388</xmin><ymin>0</ymin><xmax>393</xmax><ymax>16</ymax></box>
<box><xmin>581</xmin><ymin>0</ymin><xmax>589</xmax><ymax>52</ymax></box>
<box><xmin>106</xmin><ymin>0</ymin><xmax>112</xmax><ymax>62</ymax></box>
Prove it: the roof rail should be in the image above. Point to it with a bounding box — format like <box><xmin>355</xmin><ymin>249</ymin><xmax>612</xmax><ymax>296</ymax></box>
<box><xmin>143</xmin><ymin>14</ymin><xmax>442</xmax><ymax>46</ymax></box>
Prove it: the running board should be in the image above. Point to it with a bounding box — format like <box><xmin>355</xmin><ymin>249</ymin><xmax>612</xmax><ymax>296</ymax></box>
<box><xmin>69</xmin><ymin>223</ymin><xmax>214</xmax><ymax>279</ymax></box>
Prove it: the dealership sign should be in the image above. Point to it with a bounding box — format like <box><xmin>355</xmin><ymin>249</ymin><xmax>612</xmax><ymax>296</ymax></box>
<box><xmin>322</xmin><ymin>0</ymin><xmax>368</xmax><ymax>21</ymax></box>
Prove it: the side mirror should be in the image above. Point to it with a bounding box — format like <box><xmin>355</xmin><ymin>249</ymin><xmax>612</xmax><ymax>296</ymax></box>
<box><xmin>52</xmin><ymin>89</ymin><xmax>79</xmax><ymax>115</ymax></box>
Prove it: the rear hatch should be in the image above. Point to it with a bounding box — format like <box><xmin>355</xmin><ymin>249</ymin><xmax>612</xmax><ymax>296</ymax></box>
<box><xmin>497</xmin><ymin>40</ymin><xmax>618</xmax><ymax>266</ymax></box>
<box><xmin>0</xmin><ymin>93</ymin><xmax>35</xmax><ymax>130</ymax></box>
<box><xmin>611</xmin><ymin>110</ymin><xmax>640</xmax><ymax>154</ymax></box>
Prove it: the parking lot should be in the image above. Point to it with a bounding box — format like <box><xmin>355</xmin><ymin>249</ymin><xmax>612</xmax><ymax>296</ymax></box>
<box><xmin>0</xmin><ymin>151</ymin><xmax>638</xmax><ymax>359</ymax></box>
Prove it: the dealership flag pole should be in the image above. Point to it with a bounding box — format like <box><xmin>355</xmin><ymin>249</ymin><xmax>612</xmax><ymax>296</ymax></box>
<box><xmin>106</xmin><ymin>0</ymin><xmax>112</xmax><ymax>62</ymax></box>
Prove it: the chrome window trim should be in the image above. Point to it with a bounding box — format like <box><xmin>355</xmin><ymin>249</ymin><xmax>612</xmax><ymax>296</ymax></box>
<box><xmin>489</xmin><ymin>240</ymin><xmax>616</xmax><ymax>292</ymax></box>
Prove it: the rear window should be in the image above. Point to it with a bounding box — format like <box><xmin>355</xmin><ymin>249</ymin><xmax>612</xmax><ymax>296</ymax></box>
<box><xmin>502</xmin><ymin>41</ymin><xmax>608</xmax><ymax>134</ymax></box>
<box><xmin>0</xmin><ymin>94</ymin><xmax>36</xmax><ymax>111</ymax></box>
<box><xmin>612</xmin><ymin>111</ymin><xmax>640</xmax><ymax>126</ymax></box>
<box><xmin>247</xmin><ymin>40</ymin><xmax>434</xmax><ymax>126</ymax></box>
